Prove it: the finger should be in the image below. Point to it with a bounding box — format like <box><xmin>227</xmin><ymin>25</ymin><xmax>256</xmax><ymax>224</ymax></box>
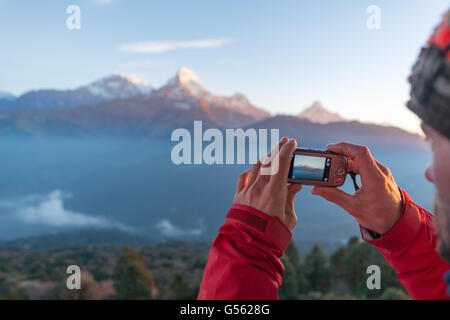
<box><xmin>374</xmin><ymin>159</ymin><xmax>390</xmax><ymax>176</ymax></box>
<box><xmin>327</xmin><ymin>142</ymin><xmax>381</xmax><ymax>183</ymax></box>
<box><xmin>287</xmin><ymin>183</ymin><xmax>302</xmax><ymax>204</ymax></box>
<box><xmin>268</xmin><ymin>138</ymin><xmax>297</xmax><ymax>182</ymax></box>
<box><xmin>347</xmin><ymin>159</ymin><xmax>359</xmax><ymax>174</ymax></box>
<box><xmin>255</xmin><ymin>138</ymin><xmax>292</xmax><ymax>186</ymax></box>
<box><xmin>253</xmin><ymin>168</ymin><xmax>271</xmax><ymax>186</ymax></box>
<box><xmin>285</xmin><ymin>184</ymin><xmax>302</xmax><ymax>228</ymax></box>
<box><xmin>247</xmin><ymin>161</ymin><xmax>261</xmax><ymax>187</ymax></box>
<box><xmin>260</xmin><ymin>137</ymin><xmax>288</xmax><ymax>166</ymax></box>
<box><xmin>235</xmin><ymin>169</ymin><xmax>250</xmax><ymax>194</ymax></box>
<box><xmin>311</xmin><ymin>186</ymin><xmax>357</xmax><ymax>215</ymax></box>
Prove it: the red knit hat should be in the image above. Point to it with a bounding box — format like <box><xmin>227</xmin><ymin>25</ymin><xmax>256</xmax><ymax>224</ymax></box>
<box><xmin>407</xmin><ymin>10</ymin><xmax>450</xmax><ymax>139</ymax></box>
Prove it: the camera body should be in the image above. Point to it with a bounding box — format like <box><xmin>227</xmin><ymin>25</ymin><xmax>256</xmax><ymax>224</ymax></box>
<box><xmin>288</xmin><ymin>148</ymin><xmax>348</xmax><ymax>187</ymax></box>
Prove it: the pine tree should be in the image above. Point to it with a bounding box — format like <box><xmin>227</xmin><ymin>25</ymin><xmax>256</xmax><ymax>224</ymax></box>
<box><xmin>114</xmin><ymin>246</ymin><xmax>158</xmax><ymax>300</ymax></box>
<box><xmin>52</xmin><ymin>271</ymin><xmax>102</xmax><ymax>300</ymax></box>
<box><xmin>379</xmin><ymin>287</ymin><xmax>409</xmax><ymax>300</ymax></box>
<box><xmin>169</xmin><ymin>274</ymin><xmax>196</xmax><ymax>300</ymax></box>
<box><xmin>279</xmin><ymin>242</ymin><xmax>305</xmax><ymax>299</ymax></box>
<box><xmin>279</xmin><ymin>255</ymin><xmax>299</xmax><ymax>299</ymax></box>
<box><xmin>330</xmin><ymin>246</ymin><xmax>348</xmax><ymax>282</ymax></box>
<box><xmin>302</xmin><ymin>244</ymin><xmax>330</xmax><ymax>293</ymax></box>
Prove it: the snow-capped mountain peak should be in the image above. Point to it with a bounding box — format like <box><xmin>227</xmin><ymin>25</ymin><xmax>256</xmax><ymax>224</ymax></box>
<box><xmin>175</xmin><ymin>67</ymin><xmax>201</xmax><ymax>86</ymax></box>
<box><xmin>154</xmin><ymin>68</ymin><xmax>270</xmax><ymax>122</ymax></box>
<box><xmin>160</xmin><ymin>67</ymin><xmax>208</xmax><ymax>98</ymax></box>
<box><xmin>116</xmin><ymin>72</ymin><xmax>151</xmax><ymax>87</ymax></box>
<box><xmin>84</xmin><ymin>73</ymin><xmax>153</xmax><ymax>100</ymax></box>
<box><xmin>297</xmin><ymin>101</ymin><xmax>345</xmax><ymax>124</ymax></box>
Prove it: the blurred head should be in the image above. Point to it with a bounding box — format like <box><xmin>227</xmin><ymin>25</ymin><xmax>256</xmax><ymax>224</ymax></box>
<box><xmin>422</xmin><ymin>123</ymin><xmax>450</xmax><ymax>262</ymax></box>
<box><xmin>407</xmin><ymin>10</ymin><xmax>450</xmax><ymax>262</ymax></box>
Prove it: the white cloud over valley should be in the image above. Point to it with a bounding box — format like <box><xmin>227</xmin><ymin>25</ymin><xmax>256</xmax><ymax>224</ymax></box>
<box><xmin>156</xmin><ymin>220</ymin><xmax>202</xmax><ymax>237</ymax></box>
<box><xmin>0</xmin><ymin>190</ymin><xmax>132</xmax><ymax>231</ymax></box>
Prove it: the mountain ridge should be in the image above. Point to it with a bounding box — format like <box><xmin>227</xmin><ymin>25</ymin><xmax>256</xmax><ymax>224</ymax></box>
<box><xmin>0</xmin><ymin>68</ymin><xmax>421</xmax><ymax>145</ymax></box>
<box><xmin>0</xmin><ymin>73</ymin><xmax>153</xmax><ymax>109</ymax></box>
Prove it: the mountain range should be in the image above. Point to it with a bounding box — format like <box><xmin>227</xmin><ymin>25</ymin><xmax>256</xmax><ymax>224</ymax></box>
<box><xmin>0</xmin><ymin>68</ymin><xmax>431</xmax><ymax>245</ymax></box>
<box><xmin>0</xmin><ymin>73</ymin><xmax>152</xmax><ymax>109</ymax></box>
<box><xmin>0</xmin><ymin>67</ymin><xmax>424</xmax><ymax>147</ymax></box>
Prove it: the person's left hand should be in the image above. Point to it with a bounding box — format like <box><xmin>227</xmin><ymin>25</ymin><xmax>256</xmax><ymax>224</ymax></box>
<box><xmin>232</xmin><ymin>137</ymin><xmax>302</xmax><ymax>230</ymax></box>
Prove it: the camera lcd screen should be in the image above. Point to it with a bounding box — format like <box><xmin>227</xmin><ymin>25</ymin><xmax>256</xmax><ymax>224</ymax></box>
<box><xmin>290</xmin><ymin>155</ymin><xmax>331</xmax><ymax>181</ymax></box>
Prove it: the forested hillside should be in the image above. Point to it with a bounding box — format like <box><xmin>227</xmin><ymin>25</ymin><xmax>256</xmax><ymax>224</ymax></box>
<box><xmin>0</xmin><ymin>238</ymin><xmax>409</xmax><ymax>300</ymax></box>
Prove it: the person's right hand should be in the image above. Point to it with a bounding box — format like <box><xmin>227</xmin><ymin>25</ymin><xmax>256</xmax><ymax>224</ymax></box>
<box><xmin>311</xmin><ymin>142</ymin><xmax>403</xmax><ymax>234</ymax></box>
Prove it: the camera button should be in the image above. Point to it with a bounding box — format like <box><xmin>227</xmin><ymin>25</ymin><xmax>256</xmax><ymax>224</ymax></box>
<box><xmin>335</xmin><ymin>167</ymin><xmax>346</xmax><ymax>176</ymax></box>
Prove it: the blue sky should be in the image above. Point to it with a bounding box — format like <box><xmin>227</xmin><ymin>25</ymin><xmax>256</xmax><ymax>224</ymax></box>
<box><xmin>1</xmin><ymin>0</ymin><xmax>449</xmax><ymax>133</ymax></box>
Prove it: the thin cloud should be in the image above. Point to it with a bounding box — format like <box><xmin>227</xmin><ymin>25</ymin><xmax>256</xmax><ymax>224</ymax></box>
<box><xmin>117</xmin><ymin>38</ymin><xmax>233</xmax><ymax>54</ymax></box>
<box><xmin>0</xmin><ymin>190</ymin><xmax>132</xmax><ymax>232</ymax></box>
<box><xmin>156</xmin><ymin>219</ymin><xmax>202</xmax><ymax>237</ymax></box>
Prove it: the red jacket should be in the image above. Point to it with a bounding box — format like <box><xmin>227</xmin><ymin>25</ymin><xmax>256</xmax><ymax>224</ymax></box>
<box><xmin>197</xmin><ymin>189</ymin><xmax>450</xmax><ymax>300</ymax></box>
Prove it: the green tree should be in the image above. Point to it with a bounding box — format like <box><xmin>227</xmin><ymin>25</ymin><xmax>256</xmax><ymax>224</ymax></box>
<box><xmin>0</xmin><ymin>277</ymin><xmax>28</xmax><ymax>300</ymax></box>
<box><xmin>338</xmin><ymin>240</ymin><xmax>406</xmax><ymax>299</ymax></box>
<box><xmin>329</xmin><ymin>246</ymin><xmax>348</xmax><ymax>282</ymax></box>
<box><xmin>279</xmin><ymin>242</ymin><xmax>303</xmax><ymax>299</ymax></box>
<box><xmin>347</xmin><ymin>236</ymin><xmax>360</xmax><ymax>248</ymax></box>
<box><xmin>51</xmin><ymin>271</ymin><xmax>102</xmax><ymax>300</ymax></box>
<box><xmin>285</xmin><ymin>242</ymin><xmax>301</xmax><ymax>271</ymax></box>
<box><xmin>169</xmin><ymin>274</ymin><xmax>196</xmax><ymax>299</ymax></box>
<box><xmin>279</xmin><ymin>255</ymin><xmax>299</xmax><ymax>299</ymax></box>
<box><xmin>328</xmin><ymin>246</ymin><xmax>350</xmax><ymax>296</ymax></box>
<box><xmin>379</xmin><ymin>287</ymin><xmax>410</xmax><ymax>300</ymax></box>
<box><xmin>302</xmin><ymin>244</ymin><xmax>330</xmax><ymax>293</ymax></box>
<box><xmin>114</xmin><ymin>246</ymin><xmax>158</xmax><ymax>300</ymax></box>
<box><xmin>347</xmin><ymin>243</ymin><xmax>379</xmax><ymax>298</ymax></box>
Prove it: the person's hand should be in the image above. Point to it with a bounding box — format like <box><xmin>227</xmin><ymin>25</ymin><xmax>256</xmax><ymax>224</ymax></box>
<box><xmin>311</xmin><ymin>142</ymin><xmax>402</xmax><ymax>234</ymax></box>
<box><xmin>233</xmin><ymin>137</ymin><xmax>302</xmax><ymax>230</ymax></box>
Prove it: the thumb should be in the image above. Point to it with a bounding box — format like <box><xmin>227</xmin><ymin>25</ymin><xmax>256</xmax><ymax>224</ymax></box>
<box><xmin>287</xmin><ymin>184</ymin><xmax>302</xmax><ymax>204</ymax></box>
<box><xmin>285</xmin><ymin>184</ymin><xmax>302</xmax><ymax>230</ymax></box>
<box><xmin>311</xmin><ymin>187</ymin><xmax>355</xmax><ymax>214</ymax></box>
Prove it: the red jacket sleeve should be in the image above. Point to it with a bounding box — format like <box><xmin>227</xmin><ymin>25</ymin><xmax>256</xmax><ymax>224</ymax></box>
<box><xmin>361</xmin><ymin>188</ymin><xmax>450</xmax><ymax>300</ymax></box>
<box><xmin>197</xmin><ymin>204</ymin><xmax>292</xmax><ymax>300</ymax></box>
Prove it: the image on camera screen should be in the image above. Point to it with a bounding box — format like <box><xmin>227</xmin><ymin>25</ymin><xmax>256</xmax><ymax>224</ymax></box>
<box><xmin>292</xmin><ymin>155</ymin><xmax>328</xmax><ymax>181</ymax></box>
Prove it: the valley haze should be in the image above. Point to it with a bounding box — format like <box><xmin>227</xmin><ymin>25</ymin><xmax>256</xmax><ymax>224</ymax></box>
<box><xmin>0</xmin><ymin>68</ymin><xmax>431</xmax><ymax>253</ymax></box>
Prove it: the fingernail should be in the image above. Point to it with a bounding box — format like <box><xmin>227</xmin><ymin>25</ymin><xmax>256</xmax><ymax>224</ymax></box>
<box><xmin>280</xmin><ymin>137</ymin><xmax>288</xmax><ymax>143</ymax></box>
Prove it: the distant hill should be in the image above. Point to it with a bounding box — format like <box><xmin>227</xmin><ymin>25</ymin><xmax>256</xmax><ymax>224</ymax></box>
<box><xmin>250</xmin><ymin>115</ymin><xmax>424</xmax><ymax>149</ymax></box>
<box><xmin>0</xmin><ymin>229</ymin><xmax>154</xmax><ymax>250</ymax></box>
